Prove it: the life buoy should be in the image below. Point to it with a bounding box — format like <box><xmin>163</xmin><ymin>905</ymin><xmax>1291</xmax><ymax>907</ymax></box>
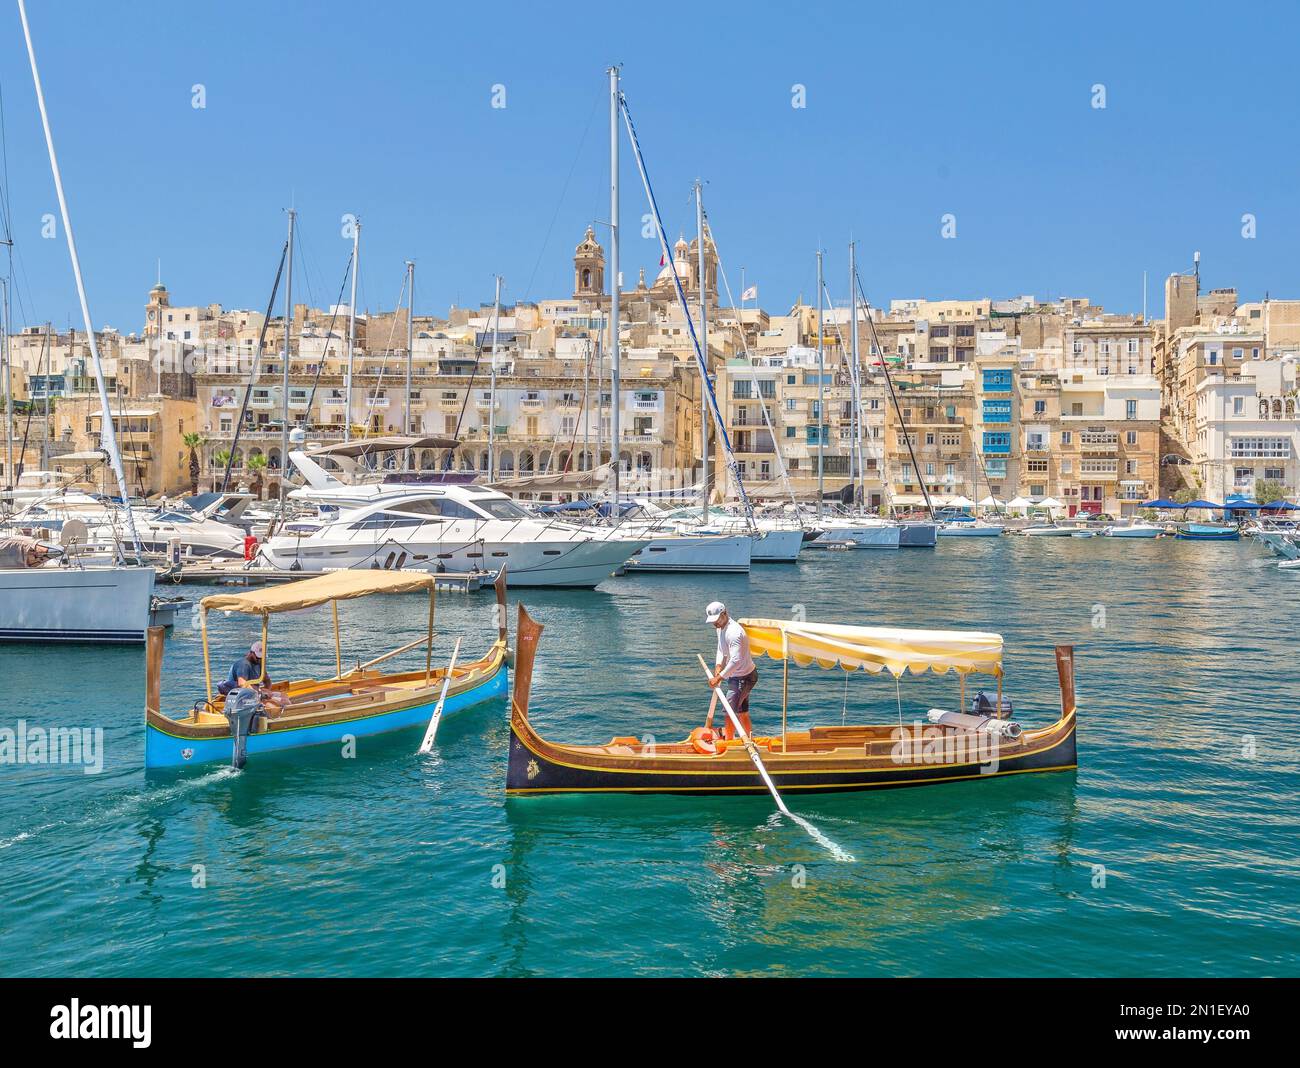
<box><xmin>689</xmin><ymin>726</ymin><xmax>718</xmax><ymax>755</ymax></box>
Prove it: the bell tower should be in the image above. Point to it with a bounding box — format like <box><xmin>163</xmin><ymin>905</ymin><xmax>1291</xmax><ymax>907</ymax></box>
<box><xmin>145</xmin><ymin>281</ymin><xmax>170</xmax><ymax>338</ymax></box>
<box><xmin>573</xmin><ymin>225</ymin><xmax>605</xmax><ymax>299</ymax></box>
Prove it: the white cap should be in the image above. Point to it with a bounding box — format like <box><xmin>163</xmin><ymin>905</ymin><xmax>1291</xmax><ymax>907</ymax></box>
<box><xmin>250</xmin><ymin>640</ymin><xmax>264</xmax><ymax>658</ymax></box>
<box><xmin>705</xmin><ymin>601</ymin><xmax>726</xmax><ymax>623</ymax></box>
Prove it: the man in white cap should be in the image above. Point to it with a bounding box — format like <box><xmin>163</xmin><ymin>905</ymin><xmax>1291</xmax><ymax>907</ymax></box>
<box><xmin>706</xmin><ymin>601</ymin><xmax>757</xmax><ymax>739</ymax></box>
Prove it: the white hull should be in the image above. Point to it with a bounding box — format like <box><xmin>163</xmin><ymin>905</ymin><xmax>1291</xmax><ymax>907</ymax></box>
<box><xmin>829</xmin><ymin>523</ymin><xmax>902</xmax><ymax>548</ymax></box>
<box><xmin>625</xmin><ymin>533</ymin><xmax>752</xmax><ymax>573</ymax></box>
<box><xmin>1103</xmin><ymin>523</ymin><xmax>1163</xmax><ymax>539</ymax></box>
<box><xmin>750</xmin><ymin>528</ymin><xmax>803</xmax><ymax>562</ymax></box>
<box><xmin>262</xmin><ymin>534</ymin><xmax>641</xmax><ymax>588</ymax></box>
<box><xmin>937</xmin><ymin>523</ymin><xmax>1004</xmax><ymax>537</ymax></box>
<box><xmin>1020</xmin><ymin>526</ymin><xmax>1077</xmax><ymax>537</ymax></box>
<box><xmin>0</xmin><ymin>565</ymin><xmax>156</xmax><ymax>642</ymax></box>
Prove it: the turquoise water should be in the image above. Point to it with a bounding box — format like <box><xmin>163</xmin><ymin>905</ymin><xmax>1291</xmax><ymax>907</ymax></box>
<box><xmin>2</xmin><ymin>538</ymin><xmax>1297</xmax><ymax>977</ymax></box>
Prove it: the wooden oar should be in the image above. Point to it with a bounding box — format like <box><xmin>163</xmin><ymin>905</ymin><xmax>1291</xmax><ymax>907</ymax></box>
<box><xmin>417</xmin><ymin>638</ymin><xmax>462</xmax><ymax>754</ymax></box>
<box><xmin>695</xmin><ymin>654</ymin><xmax>790</xmax><ymax>816</ymax></box>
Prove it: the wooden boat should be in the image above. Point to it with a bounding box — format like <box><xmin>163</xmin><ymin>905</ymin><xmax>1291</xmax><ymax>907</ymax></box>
<box><xmin>144</xmin><ymin>569</ymin><xmax>509</xmax><ymax>769</ymax></box>
<box><xmin>1174</xmin><ymin>522</ymin><xmax>1239</xmax><ymax>541</ymax></box>
<box><xmin>505</xmin><ymin>606</ymin><xmax>1077</xmax><ymax>797</ymax></box>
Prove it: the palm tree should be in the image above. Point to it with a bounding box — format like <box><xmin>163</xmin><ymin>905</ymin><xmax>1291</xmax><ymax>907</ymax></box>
<box><xmin>182</xmin><ymin>432</ymin><xmax>204</xmax><ymax>494</ymax></box>
<box><xmin>212</xmin><ymin>450</ymin><xmax>232</xmax><ymax>491</ymax></box>
<box><xmin>247</xmin><ymin>453</ymin><xmax>269</xmax><ymax>500</ymax></box>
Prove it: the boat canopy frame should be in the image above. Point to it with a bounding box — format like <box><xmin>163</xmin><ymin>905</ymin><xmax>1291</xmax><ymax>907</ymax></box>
<box><xmin>197</xmin><ymin>569</ymin><xmax>443</xmax><ymax>707</ymax></box>
<box><xmin>739</xmin><ymin>617</ymin><xmax>1005</xmax><ymax>754</ymax></box>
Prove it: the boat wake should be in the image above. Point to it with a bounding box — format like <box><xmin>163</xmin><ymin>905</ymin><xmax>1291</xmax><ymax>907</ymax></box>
<box><xmin>0</xmin><ymin>766</ymin><xmax>239</xmax><ymax>851</ymax></box>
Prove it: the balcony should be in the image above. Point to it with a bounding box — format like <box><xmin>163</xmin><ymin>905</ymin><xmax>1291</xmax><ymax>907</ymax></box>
<box><xmin>366</xmin><ymin>397</ymin><xmax>390</xmax><ymax>409</ymax></box>
<box><xmin>520</xmin><ymin>397</ymin><xmax>544</xmax><ymax>411</ymax></box>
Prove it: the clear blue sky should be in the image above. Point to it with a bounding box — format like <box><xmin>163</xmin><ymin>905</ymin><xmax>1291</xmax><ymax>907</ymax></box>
<box><xmin>3</xmin><ymin>0</ymin><xmax>1298</xmax><ymax>335</ymax></box>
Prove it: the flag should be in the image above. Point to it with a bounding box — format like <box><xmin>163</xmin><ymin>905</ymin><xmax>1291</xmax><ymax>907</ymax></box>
<box><xmin>742</xmin><ymin>285</ymin><xmax>758</xmax><ymax>302</ymax></box>
<box><xmin>659</xmin><ymin>253</ymin><xmax>666</xmax><ymax>266</ymax></box>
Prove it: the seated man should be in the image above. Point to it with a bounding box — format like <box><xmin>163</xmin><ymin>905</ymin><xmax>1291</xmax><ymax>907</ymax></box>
<box><xmin>217</xmin><ymin>640</ymin><xmax>289</xmax><ymax>709</ymax></box>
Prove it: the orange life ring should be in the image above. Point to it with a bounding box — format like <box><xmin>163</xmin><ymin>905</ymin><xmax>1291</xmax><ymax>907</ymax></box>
<box><xmin>689</xmin><ymin>727</ymin><xmax>718</xmax><ymax>755</ymax></box>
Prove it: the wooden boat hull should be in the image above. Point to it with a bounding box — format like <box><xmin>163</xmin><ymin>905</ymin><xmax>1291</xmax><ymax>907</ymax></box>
<box><xmin>506</xmin><ymin>716</ymin><xmax>1076</xmax><ymax>796</ymax></box>
<box><xmin>145</xmin><ymin>642</ymin><xmax>507</xmax><ymax>769</ymax></box>
<box><xmin>504</xmin><ymin>606</ymin><xmax>1078</xmax><ymax>798</ymax></box>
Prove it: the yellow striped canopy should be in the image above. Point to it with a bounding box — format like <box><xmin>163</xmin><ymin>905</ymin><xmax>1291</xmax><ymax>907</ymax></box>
<box><xmin>202</xmin><ymin>569</ymin><xmax>436</xmax><ymax>615</ymax></box>
<box><xmin>739</xmin><ymin>617</ymin><xmax>1003</xmax><ymax>677</ymax></box>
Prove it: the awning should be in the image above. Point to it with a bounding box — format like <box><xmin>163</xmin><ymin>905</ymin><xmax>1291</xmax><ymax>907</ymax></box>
<box><xmin>202</xmin><ymin>569</ymin><xmax>437</xmax><ymax>615</ymax></box>
<box><xmin>740</xmin><ymin>617</ymin><xmax>1003</xmax><ymax>677</ymax></box>
<box><xmin>307</xmin><ymin>435</ymin><xmax>458</xmax><ymax>458</ymax></box>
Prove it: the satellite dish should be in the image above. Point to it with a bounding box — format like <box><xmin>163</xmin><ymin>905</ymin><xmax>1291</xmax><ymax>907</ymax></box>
<box><xmin>60</xmin><ymin>518</ymin><xmax>89</xmax><ymax>551</ymax></box>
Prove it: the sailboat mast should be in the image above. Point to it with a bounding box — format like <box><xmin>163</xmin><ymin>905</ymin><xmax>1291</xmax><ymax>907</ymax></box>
<box><xmin>1</xmin><ymin>275</ymin><xmax>11</xmax><ymax>490</ymax></box>
<box><xmin>849</xmin><ymin>240</ymin><xmax>864</xmax><ymax>509</ymax></box>
<box><xmin>279</xmin><ymin>207</ymin><xmax>296</xmax><ymax>501</ymax></box>
<box><xmin>345</xmin><ymin>217</ymin><xmax>359</xmax><ymax>442</ymax></box>
<box><xmin>18</xmin><ymin>0</ymin><xmax>141</xmax><ymax>556</ymax></box>
<box><xmin>816</xmin><ymin>249</ymin><xmax>825</xmax><ymax>519</ymax></box>
<box><xmin>608</xmin><ymin>65</ymin><xmax>621</xmax><ymax>506</ymax></box>
<box><xmin>404</xmin><ymin>259</ymin><xmax>414</xmax><ymax>469</ymax></box>
<box><xmin>696</xmin><ymin>180</ymin><xmax>708</xmax><ymax>522</ymax></box>
<box><xmin>487</xmin><ymin>274</ymin><xmax>501</xmax><ymax>482</ymax></box>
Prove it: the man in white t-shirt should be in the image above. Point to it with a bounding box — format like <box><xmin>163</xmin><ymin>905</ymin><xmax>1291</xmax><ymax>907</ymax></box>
<box><xmin>706</xmin><ymin>600</ymin><xmax>757</xmax><ymax>739</ymax></box>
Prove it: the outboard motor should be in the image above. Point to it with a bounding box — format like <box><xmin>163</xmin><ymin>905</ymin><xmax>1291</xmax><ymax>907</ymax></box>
<box><xmin>970</xmin><ymin>690</ymin><xmax>1013</xmax><ymax>719</ymax></box>
<box><xmin>222</xmin><ymin>687</ymin><xmax>264</xmax><ymax>769</ymax></box>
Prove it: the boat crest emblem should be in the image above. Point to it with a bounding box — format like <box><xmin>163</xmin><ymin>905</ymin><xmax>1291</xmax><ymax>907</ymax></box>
<box><xmin>526</xmin><ymin>759</ymin><xmax>540</xmax><ymax>781</ymax></box>
<box><xmin>181</xmin><ymin>748</ymin><xmax>194</xmax><ymax>761</ymax></box>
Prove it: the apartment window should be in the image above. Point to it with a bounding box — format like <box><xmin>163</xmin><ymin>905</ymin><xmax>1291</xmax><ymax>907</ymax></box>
<box><xmin>733</xmin><ymin>381</ymin><xmax>752</xmax><ymax>399</ymax></box>
<box><xmin>1127</xmin><ymin>338</ymin><xmax>1139</xmax><ymax>354</ymax></box>
<box><xmin>1229</xmin><ymin>436</ymin><xmax>1290</xmax><ymax>458</ymax></box>
<box><xmin>981</xmin><ymin>369</ymin><xmax>1012</xmax><ymax>392</ymax></box>
<box><xmin>1233</xmin><ymin>397</ymin><xmax>1244</xmax><ymax>416</ymax></box>
<box><xmin>1034</xmin><ymin>400</ymin><xmax>1046</xmax><ymax>414</ymax></box>
<box><xmin>1126</xmin><ymin>460</ymin><xmax>1138</xmax><ymax>475</ymax></box>
<box><xmin>1030</xmin><ymin>485</ymin><xmax>1046</xmax><ymax>497</ymax></box>
<box><xmin>444</xmin><ymin>415</ymin><xmax>457</xmax><ymax>433</ymax></box>
<box><xmin>785</xmin><ymin>426</ymin><xmax>796</xmax><ymax>438</ymax></box>
<box><xmin>1208</xmin><ymin>350</ymin><xmax>1218</xmax><ymax>366</ymax></box>
<box><xmin>1100</xmin><ymin>341</ymin><xmax>1111</xmax><ymax>355</ymax></box>
<box><xmin>1126</xmin><ymin>430</ymin><xmax>1138</xmax><ymax>446</ymax></box>
<box><xmin>945</xmin><ymin>463</ymin><xmax>955</xmax><ymax>479</ymax></box>
<box><xmin>1061</xmin><ymin>431</ymin><xmax>1072</xmax><ymax>445</ymax></box>
<box><xmin>931</xmin><ymin>346</ymin><xmax>949</xmax><ymax>362</ymax></box>
<box><xmin>981</xmin><ymin>432</ymin><xmax>1011</xmax><ymax>455</ymax></box>
<box><xmin>1072</xmin><ymin>340</ymin><xmax>1083</xmax><ymax>355</ymax></box>
<box><xmin>1061</xmin><ymin>459</ymin><xmax>1072</xmax><ymax>474</ymax></box>
<box><xmin>925</xmin><ymin>463</ymin><xmax>935</xmax><ymax>477</ymax></box>
<box><xmin>1126</xmin><ymin>399</ymin><xmax>1137</xmax><ymax>420</ymax></box>
<box><xmin>757</xmin><ymin>380</ymin><xmax>775</xmax><ymax>399</ymax></box>
<box><xmin>1233</xmin><ymin>348</ymin><xmax>1244</xmax><ymax>360</ymax></box>
<box><xmin>1027</xmin><ymin>460</ymin><xmax>1048</xmax><ymax>474</ymax></box>
<box><xmin>925</xmin><ymin>433</ymin><xmax>935</xmax><ymax>446</ymax></box>
<box><xmin>1252</xmin><ymin>348</ymin><xmax>1261</xmax><ymax>360</ymax></box>
<box><xmin>1265</xmin><ymin>467</ymin><xmax>1284</xmax><ymax>481</ymax></box>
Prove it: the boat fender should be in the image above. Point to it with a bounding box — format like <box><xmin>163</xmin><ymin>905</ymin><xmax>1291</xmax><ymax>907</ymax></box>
<box><xmin>689</xmin><ymin>727</ymin><xmax>718</xmax><ymax>755</ymax></box>
<box><xmin>222</xmin><ymin>687</ymin><xmax>265</xmax><ymax>770</ymax></box>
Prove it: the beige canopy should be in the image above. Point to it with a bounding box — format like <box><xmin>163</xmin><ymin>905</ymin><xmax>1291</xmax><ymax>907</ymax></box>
<box><xmin>740</xmin><ymin>617</ymin><xmax>1003</xmax><ymax>677</ymax></box>
<box><xmin>202</xmin><ymin>569</ymin><xmax>437</xmax><ymax>615</ymax></box>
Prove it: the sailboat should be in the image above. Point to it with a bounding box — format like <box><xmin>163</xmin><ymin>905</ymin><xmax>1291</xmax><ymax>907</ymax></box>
<box><xmin>3</xmin><ymin>3</ymin><xmax>161</xmax><ymax>642</ymax></box>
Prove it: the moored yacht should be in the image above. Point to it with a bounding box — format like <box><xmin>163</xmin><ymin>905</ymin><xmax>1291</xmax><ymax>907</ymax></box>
<box><xmin>262</xmin><ymin>482</ymin><xmax>648</xmax><ymax>587</ymax></box>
